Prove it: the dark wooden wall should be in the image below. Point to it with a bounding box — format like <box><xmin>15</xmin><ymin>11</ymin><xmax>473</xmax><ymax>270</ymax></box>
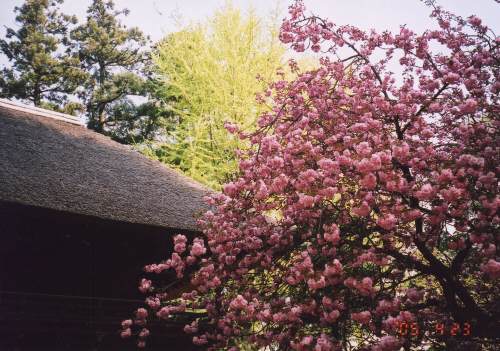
<box><xmin>0</xmin><ymin>201</ymin><xmax>202</xmax><ymax>351</ymax></box>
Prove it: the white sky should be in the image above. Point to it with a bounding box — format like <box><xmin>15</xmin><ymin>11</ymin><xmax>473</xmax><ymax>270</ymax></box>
<box><xmin>0</xmin><ymin>0</ymin><xmax>498</xmax><ymax>66</ymax></box>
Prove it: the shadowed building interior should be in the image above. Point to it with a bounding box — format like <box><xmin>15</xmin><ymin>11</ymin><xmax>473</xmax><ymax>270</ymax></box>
<box><xmin>0</xmin><ymin>100</ymin><xmax>210</xmax><ymax>350</ymax></box>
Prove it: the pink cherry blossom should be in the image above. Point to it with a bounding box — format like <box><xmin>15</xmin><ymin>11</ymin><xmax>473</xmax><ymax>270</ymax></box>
<box><xmin>120</xmin><ymin>328</ymin><xmax>131</xmax><ymax>339</ymax></box>
<box><xmin>124</xmin><ymin>2</ymin><xmax>499</xmax><ymax>349</ymax></box>
<box><xmin>135</xmin><ymin>308</ymin><xmax>148</xmax><ymax>319</ymax></box>
<box><xmin>138</xmin><ymin>328</ymin><xmax>150</xmax><ymax>338</ymax></box>
<box><xmin>351</xmin><ymin>311</ymin><xmax>371</xmax><ymax>325</ymax></box>
<box><xmin>376</xmin><ymin>214</ymin><xmax>397</xmax><ymax>230</ymax></box>
<box><xmin>415</xmin><ymin>183</ymin><xmax>435</xmax><ymax>200</ymax></box>
<box><xmin>372</xmin><ymin>335</ymin><xmax>401</xmax><ymax>351</ymax></box>
<box><xmin>480</xmin><ymin>259</ymin><xmax>500</xmax><ymax>279</ymax></box>
<box><xmin>138</xmin><ymin>278</ymin><xmax>152</xmax><ymax>293</ymax></box>
<box><xmin>190</xmin><ymin>240</ymin><xmax>206</xmax><ymax>257</ymax></box>
<box><xmin>121</xmin><ymin>319</ymin><xmax>132</xmax><ymax>328</ymax></box>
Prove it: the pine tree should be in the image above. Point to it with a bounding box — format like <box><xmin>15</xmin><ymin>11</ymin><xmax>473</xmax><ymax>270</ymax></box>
<box><xmin>102</xmin><ymin>76</ymin><xmax>179</xmax><ymax>144</ymax></box>
<box><xmin>71</xmin><ymin>0</ymin><xmax>149</xmax><ymax>133</ymax></box>
<box><xmin>0</xmin><ymin>0</ymin><xmax>84</xmax><ymax>106</ymax></box>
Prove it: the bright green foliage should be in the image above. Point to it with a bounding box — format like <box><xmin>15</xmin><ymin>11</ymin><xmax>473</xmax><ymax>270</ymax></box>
<box><xmin>152</xmin><ymin>4</ymin><xmax>285</xmax><ymax>189</ymax></box>
<box><xmin>0</xmin><ymin>0</ymin><xmax>84</xmax><ymax>106</ymax></box>
<box><xmin>71</xmin><ymin>0</ymin><xmax>149</xmax><ymax>134</ymax></box>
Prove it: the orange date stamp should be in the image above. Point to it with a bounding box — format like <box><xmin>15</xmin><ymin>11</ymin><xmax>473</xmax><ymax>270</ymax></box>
<box><xmin>397</xmin><ymin>321</ymin><xmax>472</xmax><ymax>337</ymax></box>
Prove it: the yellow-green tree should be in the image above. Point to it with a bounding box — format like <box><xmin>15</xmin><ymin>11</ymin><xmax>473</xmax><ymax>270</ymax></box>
<box><xmin>151</xmin><ymin>4</ymin><xmax>285</xmax><ymax>189</ymax></box>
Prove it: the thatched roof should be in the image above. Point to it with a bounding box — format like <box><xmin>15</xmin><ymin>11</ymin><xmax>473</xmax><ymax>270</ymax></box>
<box><xmin>0</xmin><ymin>99</ymin><xmax>211</xmax><ymax>231</ymax></box>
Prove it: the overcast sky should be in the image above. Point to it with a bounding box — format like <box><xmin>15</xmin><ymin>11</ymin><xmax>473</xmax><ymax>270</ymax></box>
<box><xmin>1</xmin><ymin>0</ymin><xmax>499</xmax><ymax>65</ymax></box>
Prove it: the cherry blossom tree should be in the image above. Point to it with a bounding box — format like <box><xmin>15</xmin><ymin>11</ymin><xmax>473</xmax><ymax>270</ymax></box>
<box><xmin>123</xmin><ymin>1</ymin><xmax>499</xmax><ymax>350</ymax></box>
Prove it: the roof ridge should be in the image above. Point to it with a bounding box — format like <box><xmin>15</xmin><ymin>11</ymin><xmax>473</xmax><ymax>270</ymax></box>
<box><xmin>0</xmin><ymin>98</ymin><xmax>84</xmax><ymax>126</ymax></box>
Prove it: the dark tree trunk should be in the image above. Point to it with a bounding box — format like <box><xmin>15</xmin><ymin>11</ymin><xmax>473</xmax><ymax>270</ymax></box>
<box><xmin>96</xmin><ymin>62</ymin><xmax>106</xmax><ymax>132</ymax></box>
<box><xmin>33</xmin><ymin>84</ymin><xmax>41</xmax><ymax>107</ymax></box>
